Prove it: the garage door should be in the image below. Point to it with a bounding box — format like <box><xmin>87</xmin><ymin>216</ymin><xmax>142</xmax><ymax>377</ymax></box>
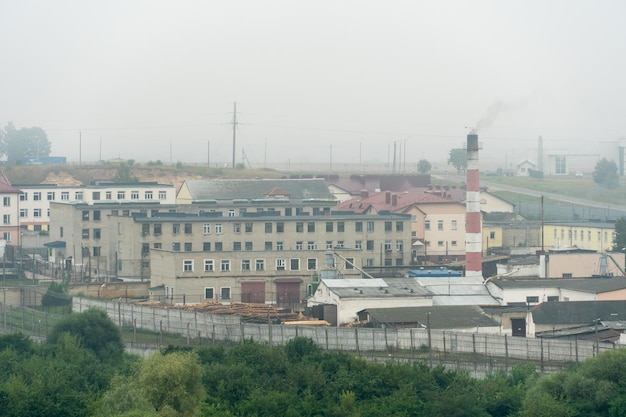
<box><xmin>276</xmin><ymin>282</ymin><xmax>300</xmax><ymax>305</ymax></box>
<box><xmin>241</xmin><ymin>282</ymin><xmax>265</xmax><ymax>304</ymax></box>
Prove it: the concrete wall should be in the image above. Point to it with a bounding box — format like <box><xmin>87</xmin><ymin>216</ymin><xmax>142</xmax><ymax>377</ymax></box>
<box><xmin>73</xmin><ymin>297</ymin><xmax>613</xmax><ymax>363</ymax></box>
<box><xmin>68</xmin><ymin>282</ymin><xmax>150</xmax><ymax>299</ymax></box>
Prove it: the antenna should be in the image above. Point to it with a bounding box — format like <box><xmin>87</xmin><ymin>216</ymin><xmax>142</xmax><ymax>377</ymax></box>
<box><xmin>232</xmin><ymin>102</ymin><xmax>238</xmax><ymax>168</ymax></box>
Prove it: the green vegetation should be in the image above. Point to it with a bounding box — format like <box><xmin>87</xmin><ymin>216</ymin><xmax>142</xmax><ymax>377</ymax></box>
<box><xmin>0</xmin><ymin>123</ymin><xmax>51</xmax><ymax>163</ymax></box>
<box><xmin>418</xmin><ymin>159</ymin><xmax>432</xmax><ymax>174</ymax></box>
<box><xmin>593</xmin><ymin>157</ymin><xmax>620</xmax><ymax>189</ymax></box>
<box><xmin>448</xmin><ymin>148</ymin><xmax>467</xmax><ymax>174</ymax></box>
<box><xmin>2</xmin><ymin>310</ymin><xmax>626</xmax><ymax>417</ymax></box>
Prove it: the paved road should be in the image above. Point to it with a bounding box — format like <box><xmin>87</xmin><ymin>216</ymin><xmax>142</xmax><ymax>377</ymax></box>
<box><xmin>436</xmin><ymin>174</ymin><xmax>625</xmax><ymax>213</ymax></box>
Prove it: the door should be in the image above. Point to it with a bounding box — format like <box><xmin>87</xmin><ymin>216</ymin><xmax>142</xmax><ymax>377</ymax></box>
<box><xmin>241</xmin><ymin>282</ymin><xmax>265</xmax><ymax>304</ymax></box>
<box><xmin>276</xmin><ymin>282</ymin><xmax>300</xmax><ymax>305</ymax></box>
<box><xmin>511</xmin><ymin>318</ymin><xmax>526</xmax><ymax>337</ymax></box>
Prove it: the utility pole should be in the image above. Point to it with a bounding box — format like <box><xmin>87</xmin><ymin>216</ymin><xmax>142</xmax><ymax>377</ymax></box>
<box><xmin>79</xmin><ymin>131</ymin><xmax>82</xmax><ymax>165</ymax></box>
<box><xmin>232</xmin><ymin>102</ymin><xmax>238</xmax><ymax>168</ymax></box>
<box><xmin>207</xmin><ymin>140</ymin><xmax>210</xmax><ymax>167</ymax></box>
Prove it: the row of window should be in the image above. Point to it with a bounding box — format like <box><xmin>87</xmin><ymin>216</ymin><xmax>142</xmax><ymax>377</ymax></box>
<box><xmin>144</xmin><ymin>239</ymin><xmax>406</xmax><ymax>253</ymax></box>
<box><xmin>20</xmin><ymin>190</ymin><xmax>169</xmax><ymax>202</ymax></box>
<box><xmin>424</xmin><ymin>219</ymin><xmax>459</xmax><ymax>231</ymax></box>
<box><xmin>553</xmin><ymin>228</ymin><xmax>613</xmax><ymax>243</ymax></box>
<box><xmin>144</xmin><ymin>220</ymin><xmax>405</xmax><ymax>236</ymax></box>
<box><xmin>19</xmin><ymin>208</ymin><xmax>48</xmax><ymax>218</ymax></box>
<box><xmin>182</xmin><ymin>257</ymin><xmax>354</xmax><ymax>273</ymax></box>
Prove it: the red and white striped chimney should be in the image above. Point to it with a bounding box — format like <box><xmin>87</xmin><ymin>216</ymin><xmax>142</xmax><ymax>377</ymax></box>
<box><xmin>465</xmin><ymin>133</ymin><xmax>482</xmax><ymax>277</ymax></box>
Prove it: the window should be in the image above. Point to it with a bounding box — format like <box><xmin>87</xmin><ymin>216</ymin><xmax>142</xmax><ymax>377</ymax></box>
<box><xmin>384</xmin><ymin>240</ymin><xmax>392</xmax><ymax>251</ymax></box>
<box><xmin>276</xmin><ymin>222</ymin><xmax>284</xmax><ymax>233</ymax></box>
<box><xmin>265</xmin><ymin>222</ymin><xmax>273</xmax><ymax>233</ymax></box>
<box><xmin>20</xmin><ymin>193</ymin><xmax>27</xmax><ymax>201</ymax></box>
<box><xmin>265</xmin><ymin>242</ymin><xmax>272</xmax><ymax>250</ymax></box>
<box><xmin>345</xmin><ymin>257</ymin><xmax>355</xmax><ymax>269</ymax></box>
<box><xmin>241</xmin><ymin>259</ymin><xmax>251</xmax><ymax>271</ymax></box>
<box><xmin>290</xmin><ymin>258</ymin><xmax>300</xmax><ymax>270</ymax></box>
<box><xmin>396</xmin><ymin>221</ymin><xmax>404</xmax><ymax>232</ymax></box>
<box><xmin>154</xmin><ymin>224</ymin><xmax>162</xmax><ymax>235</ymax></box>
<box><xmin>141</xmin><ymin>243</ymin><xmax>149</xmax><ymax>254</ymax></box>
<box><xmin>93</xmin><ymin>210</ymin><xmax>101</xmax><ymax>221</ymax></box>
<box><xmin>184</xmin><ymin>242</ymin><xmax>192</xmax><ymax>252</ymax></box>
<box><xmin>92</xmin><ymin>191</ymin><xmax>101</xmax><ymax>201</ymax></box>
<box><xmin>19</xmin><ymin>209</ymin><xmax>27</xmax><ymax>218</ymax></box>
<box><xmin>159</xmin><ymin>191</ymin><xmax>167</xmax><ymax>200</ymax></box>
<box><xmin>183</xmin><ymin>260</ymin><xmax>194</xmax><ymax>272</ymax></box>
<box><xmin>145</xmin><ymin>191</ymin><xmax>153</xmax><ymax>200</ymax></box>
<box><xmin>294</xmin><ymin>241</ymin><xmax>303</xmax><ymax>250</ymax></box>
<box><xmin>205</xmin><ymin>287</ymin><xmax>215</xmax><ymax>300</ymax></box>
<box><xmin>215</xmin><ymin>242</ymin><xmax>223</xmax><ymax>251</ymax></box>
<box><xmin>220</xmin><ymin>287</ymin><xmax>231</xmax><ymax>300</ymax></box>
<box><xmin>307</xmin><ymin>258</ymin><xmax>317</xmax><ymax>270</ymax></box>
<box><xmin>366</xmin><ymin>240</ymin><xmax>374</xmax><ymax>250</ymax></box>
<box><xmin>117</xmin><ymin>191</ymin><xmax>125</xmax><ymax>199</ymax></box>
<box><xmin>276</xmin><ymin>259</ymin><xmax>286</xmax><ymax>271</ymax></box>
<box><xmin>336</xmin><ymin>240</ymin><xmax>344</xmax><ymax>248</ymax></box>
<box><xmin>220</xmin><ymin>259</ymin><xmax>231</xmax><ymax>272</ymax></box>
<box><xmin>245</xmin><ymin>222</ymin><xmax>253</xmax><ymax>233</ymax></box>
<box><xmin>233</xmin><ymin>242</ymin><xmax>242</xmax><ymax>251</ymax></box>
<box><xmin>490</xmin><ymin>231</ymin><xmax>496</xmax><ymax>239</ymax></box>
<box><xmin>255</xmin><ymin>259</ymin><xmax>265</xmax><ymax>271</ymax></box>
<box><xmin>547</xmin><ymin>296</ymin><xmax>559</xmax><ymax>302</ymax></box>
<box><xmin>153</xmin><ymin>243</ymin><xmax>162</xmax><ymax>249</ymax></box>
<box><xmin>437</xmin><ymin>241</ymin><xmax>444</xmax><ymax>247</ymax></box>
<box><xmin>307</xmin><ymin>222</ymin><xmax>315</xmax><ymax>232</ymax></box>
<box><xmin>34</xmin><ymin>192</ymin><xmax>41</xmax><ymax>201</ymax></box>
<box><xmin>366</xmin><ymin>221</ymin><xmax>374</xmax><ymax>232</ymax></box>
<box><xmin>233</xmin><ymin>223</ymin><xmax>241</xmax><ymax>233</ymax></box>
<box><xmin>203</xmin><ymin>223</ymin><xmax>211</xmax><ymax>234</ymax></box>
<box><xmin>366</xmin><ymin>258</ymin><xmax>374</xmax><ymax>267</ymax></box>
<box><xmin>285</xmin><ymin>208</ymin><xmax>292</xmax><ymax>216</ymax></box>
<box><xmin>215</xmin><ymin>224</ymin><xmax>222</xmax><ymax>234</ymax></box>
<box><xmin>47</xmin><ymin>192</ymin><xmax>55</xmax><ymax>201</ymax></box>
<box><xmin>451</xmin><ymin>240</ymin><xmax>457</xmax><ymax>246</ymax></box>
<box><xmin>276</xmin><ymin>242</ymin><xmax>284</xmax><ymax>251</ymax></box>
<box><xmin>184</xmin><ymin>223</ymin><xmax>192</xmax><ymax>234</ymax></box>
<box><xmin>2</xmin><ymin>232</ymin><xmax>9</xmax><ymax>242</ymax></box>
<box><xmin>296</xmin><ymin>222</ymin><xmax>304</xmax><ymax>233</ymax></box>
<box><xmin>451</xmin><ymin>220</ymin><xmax>458</xmax><ymax>230</ymax></box>
<box><xmin>437</xmin><ymin>220</ymin><xmax>444</xmax><ymax>231</ymax></box>
<box><xmin>228</xmin><ymin>209</ymin><xmax>236</xmax><ymax>217</ymax></box>
<box><xmin>105</xmin><ymin>191</ymin><xmax>112</xmax><ymax>200</ymax></box>
<box><xmin>245</xmin><ymin>241</ymin><xmax>253</xmax><ymax>251</ymax></box>
<box><xmin>172</xmin><ymin>242</ymin><xmax>181</xmax><ymax>251</ymax></box>
<box><xmin>1</xmin><ymin>214</ymin><xmax>8</xmax><ymax>225</ymax></box>
<box><xmin>204</xmin><ymin>259</ymin><xmax>214</xmax><ymax>272</ymax></box>
<box><xmin>93</xmin><ymin>247</ymin><xmax>101</xmax><ymax>256</ymax></box>
<box><xmin>555</xmin><ymin>155</ymin><xmax>566</xmax><ymax>175</ymax></box>
<box><xmin>308</xmin><ymin>241</ymin><xmax>316</xmax><ymax>250</ymax></box>
<box><xmin>526</xmin><ymin>296</ymin><xmax>539</xmax><ymax>303</ymax></box>
<box><xmin>2</xmin><ymin>197</ymin><xmax>9</xmax><ymax>207</ymax></box>
<box><xmin>562</xmin><ymin>273</ymin><xmax>573</xmax><ymax>278</ymax></box>
<box><xmin>385</xmin><ymin>221</ymin><xmax>392</xmax><ymax>232</ymax></box>
<box><xmin>424</xmin><ymin>219</ymin><xmax>431</xmax><ymax>231</ymax></box>
<box><xmin>93</xmin><ymin>229</ymin><xmax>101</xmax><ymax>239</ymax></box>
<box><xmin>34</xmin><ymin>208</ymin><xmax>42</xmax><ymax>218</ymax></box>
<box><xmin>82</xmin><ymin>229</ymin><xmax>89</xmax><ymax>239</ymax></box>
<box><xmin>203</xmin><ymin>242</ymin><xmax>211</xmax><ymax>252</ymax></box>
<box><xmin>61</xmin><ymin>191</ymin><xmax>69</xmax><ymax>201</ymax></box>
<box><xmin>396</xmin><ymin>240</ymin><xmax>403</xmax><ymax>251</ymax></box>
<box><xmin>355</xmin><ymin>240</ymin><xmax>362</xmax><ymax>250</ymax></box>
<box><xmin>173</xmin><ymin>224</ymin><xmax>180</xmax><ymax>234</ymax></box>
<box><xmin>337</xmin><ymin>222</ymin><xmax>345</xmax><ymax>232</ymax></box>
<box><xmin>326</xmin><ymin>222</ymin><xmax>334</xmax><ymax>232</ymax></box>
<box><xmin>131</xmin><ymin>191</ymin><xmax>139</xmax><ymax>199</ymax></box>
<box><xmin>326</xmin><ymin>241</ymin><xmax>333</xmax><ymax>249</ymax></box>
<box><xmin>82</xmin><ymin>210</ymin><xmax>89</xmax><ymax>220</ymax></box>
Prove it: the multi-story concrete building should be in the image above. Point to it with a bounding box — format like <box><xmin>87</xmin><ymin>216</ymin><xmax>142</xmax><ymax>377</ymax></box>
<box><xmin>0</xmin><ymin>171</ymin><xmax>23</xmax><ymax>245</ymax></box>
<box><xmin>17</xmin><ymin>181</ymin><xmax>176</xmax><ymax>231</ymax></box>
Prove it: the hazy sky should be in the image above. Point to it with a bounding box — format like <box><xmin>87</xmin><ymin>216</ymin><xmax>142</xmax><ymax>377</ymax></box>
<box><xmin>2</xmin><ymin>1</ymin><xmax>625</xmax><ymax>169</ymax></box>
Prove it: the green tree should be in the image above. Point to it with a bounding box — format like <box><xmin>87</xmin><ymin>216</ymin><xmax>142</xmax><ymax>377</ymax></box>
<box><xmin>417</xmin><ymin>159</ymin><xmax>432</xmax><ymax>174</ymax></box>
<box><xmin>448</xmin><ymin>148</ymin><xmax>467</xmax><ymax>174</ymax></box>
<box><xmin>613</xmin><ymin>216</ymin><xmax>626</xmax><ymax>253</ymax></box>
<box><xmin>47</xmin><ymin>308</ymin><xmax>124</xmax><ymax>363</ymax></box>
<box><xmin>593</xmin><ymin>157</ymin><xmax>619</xmax><ymax>188</ymax></box>
<box><xmin>111</xmin><ymin>161</ymin><xmax>139</xmax><ymax>183</ymax></box>
<box><xmin>0</xmin><ymin>122</ymin><xmax>51</xmax><ymax>163</ymax></box>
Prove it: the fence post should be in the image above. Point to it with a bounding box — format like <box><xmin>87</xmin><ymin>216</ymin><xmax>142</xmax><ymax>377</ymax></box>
<box><xmin>472</xmin><ymin>333</ymin><xmax>476</xmax><ymax>354</ymax></box>
<box><xmin>505</xmin><ymin>335</ymin><xmax>509</xmax><ymax>370</ymax></box>
<box><xmin>443</xmin><ymin>331</ymin><xmax>447</xmax><ymax>358</ymax></box>
<box><xmin>325</xmin><ymin>327</ymin><xmax>329</xmax><ymax>351</ymax></box>
<box><xmin>540</xmin><ymin>337</ymin><xmax>544</xmax><ymax>373</ymax></box>
<box><xmin>410</xmin><ymin>329</ymin><xmax>414</xmax><ymax>358</ymax></box>
<box><xmin>159</xmin><ymin>320</ymin><xmax>163</xmax><ymax>346</ymax></box>
<box><xmin>355</xmin><ymin>327</ymin><xmax>359</xmax><ymax>354</ymax></box>
<box><xmin>186</xmin><ymin>322</ymin><xmax>190</xmax><ymax>346</ymax></box>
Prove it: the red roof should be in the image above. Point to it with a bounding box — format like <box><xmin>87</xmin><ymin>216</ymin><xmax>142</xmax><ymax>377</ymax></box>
<box><xmin>0</xmin><ymin>170</ymin><xmax>21</xmax><ymax>194</ymax></box>
<box><xmin>337</xmin><ymin>191</ymin><xmax>456</xmax><ymax>214</ymax></box>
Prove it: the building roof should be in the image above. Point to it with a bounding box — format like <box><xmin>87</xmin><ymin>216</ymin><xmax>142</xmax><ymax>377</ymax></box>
<box><xmin>491</xmin><ymin>277</ymin><xmax>626</xmax><ymax>294</ymax></box>
<box><xmin>182</xmin><ymin>178</ymin><xmax>333</xmax><ymax>201</ymax></box>
<box><xmin>0</xmin><ymin>170</ymin><xmax>21</xmax><ymax>194</ymax></box>
<box><xmin>336</xmin><ymin>191</ymin><xmax>455</xmax><ymax>214</ymax></box>
<box><xmin>320</xmin><ymin>278</ymin><xmax>432</xmax><ymax>299</ymax></box>
<box><xmin>324</xmin><ymin>174</ymin><xmax>431</xmax><ymax>195</ymax></box>
<box><xmin>414</xmin><ymin>276</ymin><xmax>500</xmax><ymax>306</ymax></box>
<box><xmin>532</xmin><ymin>300</ymin><xmax>626</xmax><ymax>325</ymax></box>
<box><xmin>362</xmin><ymin>305</ymin><xmax>500</xmax><ymax>329</ymax></box>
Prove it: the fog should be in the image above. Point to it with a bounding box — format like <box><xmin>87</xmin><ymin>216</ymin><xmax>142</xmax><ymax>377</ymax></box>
<box><xmin>2</xmin><ymin>1</ymin><xmax>625</xmax><ymax>170</ymax></box>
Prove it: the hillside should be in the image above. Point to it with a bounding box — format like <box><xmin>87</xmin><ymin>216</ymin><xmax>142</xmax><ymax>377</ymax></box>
<box><xmin>1</xmin><ymin>163</ymin><xmax>285</xmax><ymax>191</ymax></box>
